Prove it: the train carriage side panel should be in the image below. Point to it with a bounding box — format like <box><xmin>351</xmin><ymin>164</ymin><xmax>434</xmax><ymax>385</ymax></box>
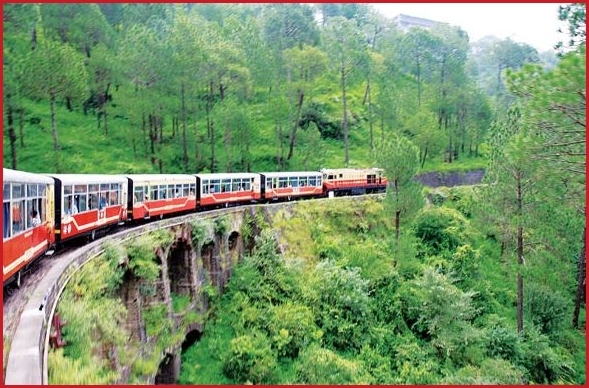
<box><xmin>46</xmin><ymin>174</ymin><xmax>127</xmax><ymax>243</ymax></box>
<box><xmin>3</xmin><ymin>168</ymin><xmax>55</xmax><ymax>285</ymax></box>
<box><xmin>259</xmin><ymin>171</ymin><xmax>323</xmax><ymax>200</ymax></box>
<box><xmin>195</xmin><ymin>173</ymin><xmax>261</xmax><ymax>207</ymax></box>
<box><xmin>125</xmin><ymin>174</ymin><xmax>197</xmax><ymax>220</ymax></box>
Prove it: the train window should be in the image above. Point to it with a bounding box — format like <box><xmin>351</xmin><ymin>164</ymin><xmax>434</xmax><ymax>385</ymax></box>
<box><xmin>289</xmin><ymin>177</ymin><xmax>298</xmax><ymax>187</ymax></box>
<box><xmin>109</xmin><ymin>191</ymin><xmax>118</xmax><ymax>205</ymax></box>
<box><xmin>202</xmin><ymin>180</ymin><xmax>210</xmax><ymax>194</ymax></box>
<box><xmin>100</xmin><ymin>184</ymin><xmax>110</xmax><ymax>192</ymax></box>
<box><xmin>181</xmin><ymin>184</ymin><xmax>189</xmax><ymax>197</ymax></box>
<box><xmin>3</xmin><ymin>202</ymin><xmax>10</xmax><ymax>238</ymax></box>
<box><xmin>76</xmin><ymin>194</ymin><xmax>88</xmax><ymax>212</ymax></box>
<box><xmin>64</xmin><ymin>185</ymin><xmax>73</xmax><ymax>195</ymax></box>
<box><xmin>243</xmin><ymin>179</ymin><xmax>251</xmax><ymax>191</ymax></box>
<box><xmin>309</xmin><ymin>177</ymin><xmax>316</xmax><ymax>186</ymax></box>
<box><xmin>74</xmin><ymin>185</ymin><xmax>86</xmax><ymax>194</ymax></box>
<box><xmin>221</xmin><ymin>179</ymin><xmax>231</xmax><ymax>193</ymax></box>
<box><xmin>210</xmin><ymin>179</ymin><xmax>220</xmax><ymax>193</ymax></box>
<box><xmin>12</xmin><ymin>201</ymin><xmax>24</xmax><ymax>233</ymax></box>
<box><xmin>299</xmin><ymin>177</ymin><xmax>308</xmax><ymax>187</ymax></box>
<box><xmin>134</xmin><ymin>186</ymin><xmax>144</xmax><ymax>203</ymax></box>
<box><xmin>189</xmin><ymin>184</ymin><xmax>196</xmax><ymax>196</ymax></box>
<box><xmin>12</xmin><ymin>184</ymin><xmax>24</xmax><ymax>199</ymax></box>
<box><xmin>4</xmin><ymin>183</ymin><xmax>10</xmax><ymax>199</ymax></box>
<box><xmin>278</xmin><ymin>177</ymin><xmax>288</xmax><ymax>188</ymax></box>
<box><xmin>89</xmin><ymin>184</ymin><xmax>99</xmax><ymax>192</ymax></box>
<box><xmin>232</xmin><ymin>179</ymin><xmax>241</xmax><ymax>192</ymax></box>
<box><xmin>88</xmin><ymin>193</ymin><xmax>98</xmax><ymax>210</ymax></box>
<box><xmin>28</xmin><ymin>184</ymin><xmax>38</xmax><ymax>197</ymax></box>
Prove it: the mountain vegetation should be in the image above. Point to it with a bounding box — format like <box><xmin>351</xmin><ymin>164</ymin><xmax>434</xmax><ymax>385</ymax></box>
<box><xmin>3</xmin><ymin>3</ymin><xmax>554</xmax><ymax>174</ymax></box>
<box><xmin>4</xmin><ymin>3</ymin><xmax>585</xmax><ymax>385</ymax></box>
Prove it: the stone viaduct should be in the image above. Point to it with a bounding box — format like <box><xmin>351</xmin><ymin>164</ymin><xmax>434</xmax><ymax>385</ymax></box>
<box><xmin>4</xmin><ymin>203</ymin><xmax>279</xmax><ymax>385</ymax></box>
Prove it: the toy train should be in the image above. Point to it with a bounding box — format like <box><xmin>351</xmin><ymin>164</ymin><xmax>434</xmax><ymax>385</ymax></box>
<box><xmin>3</xmin><ymin>167</ymin><xmax>387</xmax><ymax>287</ymax></box>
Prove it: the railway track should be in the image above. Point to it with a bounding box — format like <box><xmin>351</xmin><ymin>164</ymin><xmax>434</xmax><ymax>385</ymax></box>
<box><xmin>3</xmin><ymin>244</ymin><xmax>80</xmax><ymax>368</ymax></box>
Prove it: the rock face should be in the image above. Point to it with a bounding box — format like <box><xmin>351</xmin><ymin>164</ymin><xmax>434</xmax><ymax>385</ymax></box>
<box><xmin>414</xmin><ymin>169</ymin><xmax>485</xmax><ymax>188</ymax></box>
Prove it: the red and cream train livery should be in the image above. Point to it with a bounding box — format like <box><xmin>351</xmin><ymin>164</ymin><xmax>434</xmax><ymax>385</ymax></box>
<box><xmin>2</xmin><ymin>167</ymin><xmax>387</xmax><ymax>286</ymax></box>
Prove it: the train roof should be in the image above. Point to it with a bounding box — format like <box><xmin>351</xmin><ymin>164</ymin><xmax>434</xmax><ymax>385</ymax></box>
<box><xmin>125</xmin><ymin>174</ymin><xmax>196</xmax><ymax>183</ymax></box>
<box><xmin>3</xmin><ymin>168</ymin><xmax>54</xmax><ymax>184</ymax></box>
<box><xmin>44</xmin><ymin>174</ymin><xmax>127</xmax><ymax>185</ymax></box>
<box><xmin>195</xmin><ymin>172</ymin><xmax>258</xmax><ymax>180</ymax></box>
<box><xmin>320</xmin><ymin>167</ymin><xmax>384</xmax><ymax>173</ymax></box>
<box><xmin>259</xmin><ymin>171</ymin><xmax>322</xmax><ymax>178</ymax></box>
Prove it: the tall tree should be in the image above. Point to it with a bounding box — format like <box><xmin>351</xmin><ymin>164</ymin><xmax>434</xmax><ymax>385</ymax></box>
<box><xmin>169</xmin><ymin>7</ymin><xmax>205</xmax><ymax>172</ymax></box>
<box><xmin>375</xmin><ymin>134</ymin><xmax>423</xmax><ymax>260</ymax></box>
<box><xmin>322</xmin><ymin>16</ymin><xmax>369</xmax><ymax>166</ymax></box>
<box><xmin>20</xmin><ymin>38</ymin><xmax>88</xmax><ymax>170</ymax></box>
<box><xmin>506</xmin><ymin>44</ymin><xmax>586</xmax><ymax>328</ymax></box>
<box><xmin>483</xmin><ymin>108</ymin><xmax>542</xmax><ymax>334</ymax></box>
<box><xmin>282</xmin><ymin>44</ymin><xmax>328</xmax><ymax>160</ymax></box>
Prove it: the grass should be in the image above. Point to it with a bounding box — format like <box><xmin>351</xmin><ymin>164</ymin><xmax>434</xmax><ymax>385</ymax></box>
<box><xmin>5</xmin><ymin>84</ymin><xmax>491</xmax><ymax>176</ymax></box>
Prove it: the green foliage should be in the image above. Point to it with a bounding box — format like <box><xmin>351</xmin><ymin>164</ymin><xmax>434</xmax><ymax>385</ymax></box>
<box><xmin>441</xmin><ymin>358</ymin><xmax>525</xmax><ymax>384</ymax></box>
<box><xmin>390</xmin><ymin>338</ymin><xmax>439</xmax><ymax>384</ymax></box>
<box><xmin>267</xmin><ymin>302</ymin><xmax>319</xmax><ymax>359</ymax></box>
<box><xmin>49</xmin><ymin>348</ymin><xmax>119</xmax><ymax>385</ymax></box>
<box><xmin>398</xmin><ymin>268</ymin><xmax>480</xmax><ymax>361</ymax></box>
<box><xmin>518</xmin><ymin>326</ymin><xmax>577</xmax><ymax>384</ymax></box>
<box><xmin>524</xmin><ymin>282</ymin><xmax>570</xmax><ymax>337</ymax></box>
<box><xmin>222</xmin><ymin>331</ymin><xmax>277</xmax><ymax>384</ymax></box>
<box><xmin>142</xmin><ymin>304</ymin><xmax>171</xmax><ymax>338</ymax></box>
<box><xmin>126</xmin><ymin>236</ymin><xmax>162</xmax><ymax>281</ymax></box>
<box><xmin>171</xmin><ymin>293</ymin><xmax>191</xmax><ymax>313</ymax></box>
<box><xmin>213</xmin><ymin>216</ymin><xmax>228</xmax><ymax>237</ymax></box>
<box><xmin>294</xmin><ymin>345</ymin><xmax>372</xmax><ymax>384</ymax></box>
<box><xmin>306</xmin><ymin>259</ymin><xmax>371</xmax><ymax>351</ymax></box>
<box><xmin>413</xmin><ymin>206</ymin><xmax>470</xmax><ymax>257</ymax></box>
<box><xmin>189</xmin><ymin>220</ymin><xmax>208</xmax><ymax>247</ymax></box>
<box><xmin>49</xmin><ymin>253</ymin><xmax>130</xmax><ymax>384</ymax></box>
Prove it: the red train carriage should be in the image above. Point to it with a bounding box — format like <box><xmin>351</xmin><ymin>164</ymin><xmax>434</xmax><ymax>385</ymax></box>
<box><xmin>46</xmin><ymin>174</ymin><xmax>127</xmax><ymax>243</ymax></box>
<box><xmin>3</xmin><ymin>168</ymin><xmax>55</xmax><ymax>286</ymax></box>
<box><xmin>126</xmin><ymin>174</ymin><xmax>197</xmax><ymax>221</ymax></box>
<box><xmin>260</xmin><ymin>171</ymin><xmax>323</xmax><ymax>201</ymax></box>
<box><xmin>321</xmin><ymin>168</ymin><xmax>387</xmax><ymax>196</ymax></box>
<box><xmin>196</xmin><ymin>173</ymin><xmax>261</xmax><ymax>208</ymax></box>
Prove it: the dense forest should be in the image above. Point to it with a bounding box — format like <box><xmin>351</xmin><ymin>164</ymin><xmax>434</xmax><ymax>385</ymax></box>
<box><xmin>3</xmin><ymin>3</ymin><xmax>585</xmax><ymax>385</ymax></box>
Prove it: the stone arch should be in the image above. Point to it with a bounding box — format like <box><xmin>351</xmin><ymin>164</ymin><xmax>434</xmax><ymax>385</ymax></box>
<box><xmin>154</xmin><ymin>352</ymin><xmax>179</xmax><ymax>384</ymax></box>
<box><xmin>181</xmin><ymin>329</ymin><xmax>203</xmax><ymax>353</ymax></box>
<box><xmin>167</xmin><ymin>240</ymin><xmax>193</xmax><ymax>301</ymax></box>
<box><xmin>228</xmin><ymin>231</ymin><xmax>241</xmax><ymax>254</ymax></box>
<box><xmin>117</xmin><ymin>269</ymin><xmax>146</xmax><ymax>343</ymax></box>
<box><xmin>200</xmin><ymin>240</ymin><xmax>219</xmax><ymax>288</ymax></box>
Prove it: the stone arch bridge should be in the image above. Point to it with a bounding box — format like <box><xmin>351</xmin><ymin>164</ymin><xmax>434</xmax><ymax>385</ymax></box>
<box><xmin>4</xmin><ymin>204</ymin><xmax>276</xmax><ymax>385</ymax></box>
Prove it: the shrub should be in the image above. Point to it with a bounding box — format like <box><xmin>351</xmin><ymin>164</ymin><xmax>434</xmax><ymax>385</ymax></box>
<box><xmin>222</xmin><ymin>332</ymin><xmax>277</xmax><ymax>384</ymax></box>
<box><xmin>413</xmin><ymin>207</ymin><xmax>470</xmax><ymax>257</ymax></box>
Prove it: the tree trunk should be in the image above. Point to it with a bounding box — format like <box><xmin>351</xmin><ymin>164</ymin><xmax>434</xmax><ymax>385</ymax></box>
<box><xmin>341</xmin><ymin>67</ymin><xmax>349</xmax><ymax>166</ymax></box>
<box><xmin>102</xmin><ymin>83</ymin><xmax>110</xmax><ymax>136</ymax></box>
<box><xmin>516</xmin><ymin>171</ymin><xmax>524</xmax><ymax>334</ymax></box>
<box><xmin>287</xmin><ymin>90</ymin><xmax>304</xmax><ymax>160</ymax></box>
<box><xmin>572</xmin><ymin>225</ymin><xmax>586</xmax><ymax>329</ymax></box>
<box><xmin>149</xmin><ymin>114</ymin><xmax>156</xmax><ymax>165</ymax></box>
<box><xmin>142</xmin><ymin>113</ymin><xmax>147</xmax><ymax>157</ymax></box>
<box><xmin>181</xmin><ymin>83</ymin><xmax>188</xmax><ymax>171</ymax></box>
<box><xmin>421</xmin><ymin>145</ymin><xmax>428</xmax><ymax>169</ymax></box>
<box><xmin>18</xmin><ymin>108</ymin><xmax>25</xmax><ymax>148</ymax></box>
<box><xmin>208</xmin><ymin>80</ymin><xmax>216</xmax><ymax>172</ymax></box>
<box><xmin>6</xmin><ymin>98</ymin><xmax>17</xmax><ymax>169</ymax></box>
<box><xmin>50</xmin><ymin>92</ymin><xmax>59</xmax><ymax>152</ymax></box>
<box><xmin>365</xmin><ymin>79</ymin><xmax>374</xmax><ymax>152</ymax></box>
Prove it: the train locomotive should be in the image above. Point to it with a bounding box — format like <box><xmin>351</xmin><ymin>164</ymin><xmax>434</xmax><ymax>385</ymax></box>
<box><xmin>2</xmin><ymin>167</ymin><xmax>387</xmax><ymax>287</ymax></box>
